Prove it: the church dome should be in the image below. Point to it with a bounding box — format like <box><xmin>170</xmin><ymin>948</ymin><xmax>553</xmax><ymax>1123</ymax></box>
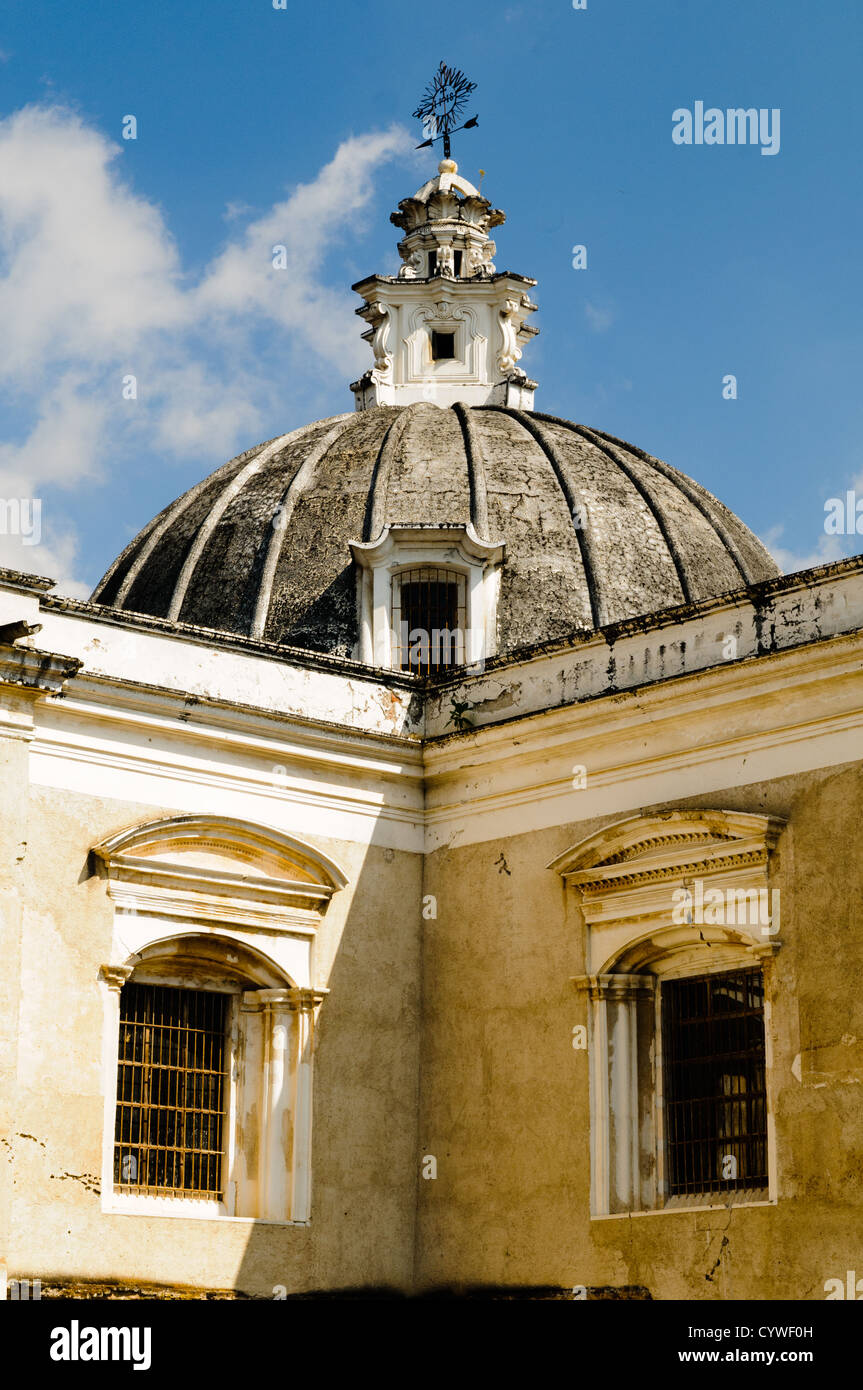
<box><xmin>91</xmin><ymin>401</ymin><xmax>779</xmax><ymax>659</ymax></box>
<box><xmin>92</xmin><ymin>156</ymin><xmax>778</xmax><ymax>666</ymax></box>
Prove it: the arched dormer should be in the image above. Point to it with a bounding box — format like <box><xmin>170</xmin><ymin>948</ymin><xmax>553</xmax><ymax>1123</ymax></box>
<box><xmin>549</xmin><ymin>810</ymin><xmax>785</xmax><ymax>1217</ymax></box>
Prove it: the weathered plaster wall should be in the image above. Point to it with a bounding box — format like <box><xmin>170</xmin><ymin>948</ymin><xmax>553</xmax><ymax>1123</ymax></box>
<box><xmin>415</xmin><ymin>764</ymin><xmax>863</xmax><ymax>1299</ymax></box>
<box><xmin>5</xmin><ymin>784</ymin><xmax>422</xmax><ymax>1296</ymax></box>
<box><xmin>0</xmin><ymin>689</ymin><xmax>32</xmax><ymax>1278</ymax></box>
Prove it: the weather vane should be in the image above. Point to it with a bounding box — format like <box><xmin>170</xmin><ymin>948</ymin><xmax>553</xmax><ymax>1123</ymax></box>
<box><xmin>413</xmin><ymin>62</ymin><xmax>478</xmax><ymax>160</ymax></box>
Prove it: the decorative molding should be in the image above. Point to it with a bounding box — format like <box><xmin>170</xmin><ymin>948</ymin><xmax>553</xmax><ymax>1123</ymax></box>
<box><xmin>105</xmin><ymin>883</ymin><xmax>321</xmax><ymax>935</ymax></box>
<box><xmin>99</xmin><ymin>963</ymin><xmax>134</xmax><ymax>993</ymax></box>
<box><xmin>563</xmin><ymin>811</ymin><xmax>783</xmax><ymax>1219</ymax></box>
<box><xmin>572</xmin><ymin>973</ymin><xmax>656</xmax><ymax>1001</ymax></box>
<box><xmin>0</xmin><ymin>644</ymin><xmax>81</xmax><ymax>695</ymax></box>
<box><xmin>405</xmin><ymin>303</ymin><xmax>482</xmax><ymax>383</ymax></box>
<box><xmin>349</xmin><ymin>523</ymin><xmax>505</xmax><ymax>670</ymax></box>
<box><xmin>93</xmin><ymin>814</ymin><xmax>347</xmax><ymax>971</ymax></box>
<box><xmin>245</xmin><ymin>985</ymin><xmax>328</xmax><ymax>1014</ymax></box>
<box><xmin>498</xmin><ymin>297</ymin><xmax>524</xmax><ymax>373</ymax></box>
<box><xmin>94</xmin><ymin>813</ymin><xmax>347</xmax><ymax>889</ymax></box>
<box><xmin>549</xmin><ymin>810</ymin><xmax>784</xmax><ymax>882</ymax></box>
<box><xmin>550</xmin><ymin>810</ymin><xmax>785</xmax><ymax>975</ymax></box>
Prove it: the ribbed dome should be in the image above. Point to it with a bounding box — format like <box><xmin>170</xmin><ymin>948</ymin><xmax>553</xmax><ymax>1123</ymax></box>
<box><xmin>91</xmin><ymin>403</ymin><xmax>779</xmax><ymax>659</ymax></box>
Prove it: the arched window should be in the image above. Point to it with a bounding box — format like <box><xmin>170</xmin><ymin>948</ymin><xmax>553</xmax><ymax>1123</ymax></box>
<box><xmin>549</xmin><ymin>810</ymin><xmax>783</xmax><ymax>1216</ymax></box>
<box><xmin>94</xmin><ymin>815</ymin><xmax>346</xmax><ymax>1223</ymax></box>
<box><xmin>392</xmin><ymin>566</ymin><xmax>467</xmax><ymax>674</ymax></box>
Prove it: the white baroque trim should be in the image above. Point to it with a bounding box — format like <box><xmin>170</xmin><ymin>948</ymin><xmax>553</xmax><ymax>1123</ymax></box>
<box><xmin>556</xmin><ymin>810</ymin><xmax>784</xmax><ymax>1217</ymax></box>
<box><xmin>93</xmin><ymin>813</ymin><xmax>345</xmax><ymax>1223</ymax></box>
<box><xmin>349</xmin><ymin>524</ymin><xmax>505</xmax><ymax>670</ymax></box>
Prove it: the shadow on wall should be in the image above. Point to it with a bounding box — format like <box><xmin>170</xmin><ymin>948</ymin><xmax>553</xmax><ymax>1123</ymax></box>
<box><xmin>230</xmin><ymin>815</ymin><xmax>423</xmax><ymax>1298</ymax></box>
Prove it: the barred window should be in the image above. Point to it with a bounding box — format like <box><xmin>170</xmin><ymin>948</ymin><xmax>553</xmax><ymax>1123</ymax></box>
<box><xmin>392</xmin><ymin>567</ymin><xmax>466</xmax><ymax>675</ymax></box>
<box><xmin>662</xmin><ymin>968</ymin><xmax>767</xmax><ymax>1198</ymax></box>
<box><xmin>114</xmin><ymin>982</ymin><xmax>228</xmax><ymax>1199</ymax></box>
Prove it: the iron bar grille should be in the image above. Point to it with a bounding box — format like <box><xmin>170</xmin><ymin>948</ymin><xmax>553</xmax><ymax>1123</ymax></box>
<box><xmin>114</xmin><ymin>982</ymin><xmax>228</xmax><ymax>1198</ymax></box>
<box><xmin>393</xmin><ymin>567</ymin><xmax>466</xmax><ymax>675</ymax></box>
<box><xmin>662</xmin><ymin>968</ymin><xmax>767</xmax><ymax>1198</ymax></box>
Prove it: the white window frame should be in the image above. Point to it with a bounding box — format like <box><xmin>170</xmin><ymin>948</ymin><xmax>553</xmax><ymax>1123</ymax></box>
<box><xmin>350</xmin><ymin>524</ymin><xmax>504</xmax><ymax>672</ymax></box>
<box><xmin>550</xmin><ymin>810</ymin><xmax>784</xmax><ymax>1218</ymax></box>
<box><xmin>93</xmin><ymin>815</ymin><xmax>346</xmax><ymax>1224</ymax></box>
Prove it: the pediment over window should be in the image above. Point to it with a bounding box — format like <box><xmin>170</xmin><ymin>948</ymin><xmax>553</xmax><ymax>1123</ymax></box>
<box><xmin>92</xmin><ymin>814</ymin><xmax>348</xmax><ymax>930</ymax></box>
<box><xmin>549</xmin><ymin>810</ymin><xmax>785</xmax><ymax>976</ymax></box>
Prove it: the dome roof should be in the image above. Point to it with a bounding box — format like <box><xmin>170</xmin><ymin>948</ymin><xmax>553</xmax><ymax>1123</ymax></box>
<box><xmin>92</xmin><ymin>402</ymin><xmax>779</xmax><ymax>660</ymax></box>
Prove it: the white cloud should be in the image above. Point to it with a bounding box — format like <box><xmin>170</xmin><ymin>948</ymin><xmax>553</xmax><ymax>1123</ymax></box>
<box><xmin>0</xmin><ymin>525</ymin><xmax>90</xmax><ymax>600</ymax></box>
<box><xmin>760</xmin><ymin>525</ymin><xmax>848</xmax><ymax>576</ymax></box>
<box><xmin>0</xmin><ymin>105</ymin><xmax>413</xmax><ymax>593</ymax></box>
<box><xmin>584</xmin><ymin>301</ymin><xmax>614</xmax><ymax>333</ymax></box>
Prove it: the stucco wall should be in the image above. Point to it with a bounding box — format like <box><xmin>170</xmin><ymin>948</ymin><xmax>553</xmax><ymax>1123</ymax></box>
<box><xmin>5</xmin><ymin>784</ymin><xmax>422</xmax><ymax>1296</ymax></box>
<box><xmin>415</xmin><ymin>763</ymin><xmax>863</xmax><ymax>1299</ymax></box>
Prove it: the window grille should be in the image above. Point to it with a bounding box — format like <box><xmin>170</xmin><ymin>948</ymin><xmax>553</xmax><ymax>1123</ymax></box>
<box><xmin>662</xmin><ymin>968</ymin><xmax>767</xmax><ymax>1198</ymax></box>
<box><xmin>392</xmin><ymin>567</ymin><xmax>466</xmax><ymax>675</ymax></box>
<box><xmin>114</xmin><ymin>982</ymin><xmax>228</xmax><ymax>1198</ymax></box>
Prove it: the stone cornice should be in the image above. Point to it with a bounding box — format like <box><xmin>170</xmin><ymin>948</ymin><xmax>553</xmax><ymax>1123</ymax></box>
<box><xmin>92</xmin><ymin>814</ymin><xmax>347</xmax><ymax>936</ymax></box>
<box><xmin>0</xmin><ymin>567</ymin><xmax>56</xmax><ymax>594</ymax></box>
<box><xmin>3</xmin><ymin>550</ymin><xmax>863</xmax><ymax>746</ymax></box>
<box><xmin>248</xmin><ymin>986</ymin><xmax>329</xmax><ymax>1013</ymax></box>
<box><xmin>425</xmin><ymin>624</ymin><xmax>863</xmax><ymax>776</ymax></box>
<box><xmin>0</xmin><ymin>643</ymin><xmax>81</xmax><ymax>695</ymax></box>
<box><xmin>575</xmin><ymin>848</ymin><xmax>769</xmax><ymax>896</ymax></box>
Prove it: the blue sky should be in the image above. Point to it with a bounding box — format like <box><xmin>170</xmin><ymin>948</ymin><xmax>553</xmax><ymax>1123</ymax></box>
<box><xmin>0</xmin><ymin>0</ymin><xmax>861</xmax><ymax>593</ymax></box>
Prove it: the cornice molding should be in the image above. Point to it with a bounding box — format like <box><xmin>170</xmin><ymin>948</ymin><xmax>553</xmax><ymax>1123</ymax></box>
<box><xmin>92</xmin><ymin>814</ymin><xmax>348</xmax><ymax>935</ymax></box>
<box><xmin>549</xmin><ymin>811</ymin><xmax>784</xmax><ymax>882</ymax></box>
<box><xmin>551</xmin><ymin>810</ymin><xmax>785</xmax><ymax>973</ymax></box>
<box><xmin>0</xmin><ymin>643</ymin><xmax>81</xmax><ymax>696</ymax></box>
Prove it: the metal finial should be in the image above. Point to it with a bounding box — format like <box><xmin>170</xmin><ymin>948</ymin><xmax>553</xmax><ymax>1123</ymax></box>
<box><xmin>412</xmin><ymin>61</ymin><xmax>478</xmax><ymax>160</ymax></box>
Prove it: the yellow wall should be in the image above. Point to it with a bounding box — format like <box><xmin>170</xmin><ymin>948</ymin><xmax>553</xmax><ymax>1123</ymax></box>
<box><xmin>6</xmin><ymin>785</ymin><xmax>422</xmax><ymax>1296</ymax></box>
<box><xmin>6</xmin><ymin>760</ymin><xmax>863</xmax><ymax>1298</ymax></box>
<box><xmin>415</xmin><ymin>765</ymin><xmax>863</xmax><ymax>1299</ymax></box>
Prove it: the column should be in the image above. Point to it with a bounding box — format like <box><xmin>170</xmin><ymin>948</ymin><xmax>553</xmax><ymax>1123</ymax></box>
<box><xmin>98</xmin><ymin>964</ymin><xmax>134</xmax><ymax>1204</ymax></box>
<box><xmin>287</xmin><ymin>987</ymin><xmax>326</xmax><ymax>1223</ymax></box>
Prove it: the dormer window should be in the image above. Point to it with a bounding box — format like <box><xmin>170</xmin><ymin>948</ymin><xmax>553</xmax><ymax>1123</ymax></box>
<box><xmin>349</xmin><ymin>525</ymin><xmax>505</xmax><ymax>673</ymax></box>
<box><xmin>392</xmin><ymin>567</ymin><xmax>466</xmax><ymax>674</ymax></box>
<box><xmin>431</xmin><ymin>331</ymin><xmax>456</xmax><ymax>361</ymax></box>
